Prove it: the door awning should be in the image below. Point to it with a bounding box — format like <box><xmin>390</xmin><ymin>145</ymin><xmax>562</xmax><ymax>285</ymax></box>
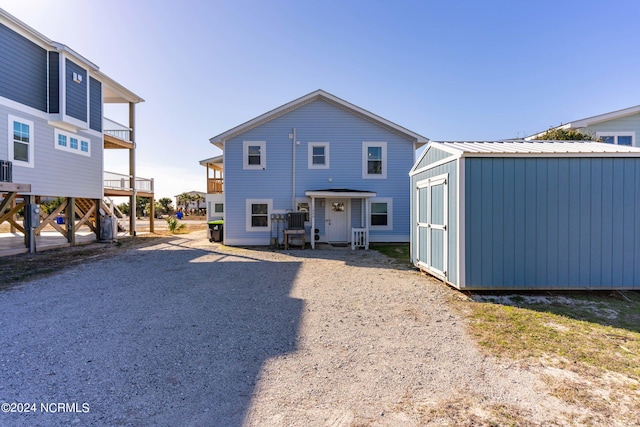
<box><xmin>305</xmin><ymin>189</ymin><xmax>377</xmax><ymax>198</ymax></box>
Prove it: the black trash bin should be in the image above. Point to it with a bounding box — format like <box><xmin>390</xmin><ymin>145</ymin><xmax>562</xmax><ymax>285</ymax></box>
<box><xmin>208</xmin><ymin>220</ymin><xmax>224</xmax><ymax>242</ymax></box>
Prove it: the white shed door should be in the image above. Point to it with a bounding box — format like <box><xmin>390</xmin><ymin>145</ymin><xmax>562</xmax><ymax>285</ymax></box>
<box><xmin>416</xmin><ymin>174</ymin><xmax>448</xmax><ymax>279</ymax></box>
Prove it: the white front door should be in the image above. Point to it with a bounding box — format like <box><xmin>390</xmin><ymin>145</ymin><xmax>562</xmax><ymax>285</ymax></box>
<box><xmin>326</xmin><ymin>199</ymin><xmax>348</xmax><ymax>242</ymax></box>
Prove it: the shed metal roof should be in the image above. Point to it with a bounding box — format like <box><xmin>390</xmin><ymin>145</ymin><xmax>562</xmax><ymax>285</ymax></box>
<box><xmin>432</xmin><ymin>140</ymin><xmax>640</xmax><ymax>156</ymax></box>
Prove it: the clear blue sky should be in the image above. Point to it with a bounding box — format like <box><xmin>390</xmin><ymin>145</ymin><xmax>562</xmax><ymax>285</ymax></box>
<box><xmin>2</xmin><ymin>0</ymin><xmax>639</xmax><ymax>200</ymax></box>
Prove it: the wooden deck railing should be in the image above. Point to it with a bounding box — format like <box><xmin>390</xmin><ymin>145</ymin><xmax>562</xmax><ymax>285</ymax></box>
<box><xmin>103</xmin><ymin>117</ymin><xmax>131</xmax><ymax>142</ymax></box>
<box><xmin>207</xmin><ymin>178</ymin><xmax>223</xmax><ymax>193</ymax></box>
<box><xmin>104</xmin><ymin>171</ymin><xmax>154</xmax><ymax>193</ymax></box>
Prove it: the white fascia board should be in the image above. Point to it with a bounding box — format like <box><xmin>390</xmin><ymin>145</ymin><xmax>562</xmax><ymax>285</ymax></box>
<box><xmin>0</xmin><ymin>9</ymin><xmax>53</xmax><ymax>50</ymax></box>
<box><xmin>526</xmin><ymin>105</ymin><xmax>640</xmax><ymax>139</ymax></box>
<box><xmin>199</xmin><ymin>155</ymin><xmax>223</xmax><ymax>167</ymax></box>
<box><xmin>570</xmin><ymin>105</ymin><xmax>640</xmax><ymax>128</ymax></box>
<box><xmin>96</xmin><ymin>70</ymin><xmax>144</xmax><ymax>104</ymax></box>
<box><xmin>53</xmin><ymin>43</ymin><xmax>99</xmax><ymax>71</ymax></box>
<box><xmin>409</xmin><ymin>142</ymin><xmax>462</xmax><ymax>176</ymax></box>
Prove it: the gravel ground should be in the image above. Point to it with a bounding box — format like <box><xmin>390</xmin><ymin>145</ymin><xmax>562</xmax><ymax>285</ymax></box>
<box><xmin>0</xmin><ymin>231</ymin><xmax>571</xmax><ymax>426</ymax></box>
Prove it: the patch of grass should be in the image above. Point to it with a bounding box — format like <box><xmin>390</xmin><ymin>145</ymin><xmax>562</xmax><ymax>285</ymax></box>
<box><xmin>453</xmin><ymin>292</ymin><xmax>640</xmax><ymax>423</ymax></box>
<box><xmin>370</xmin><ymin>243</ymin><xmax>410</xmax><ymax>264</ymax></box>
<box><xmin>467</xmin><ymin>303</ymin><xmax>640</xmax><ymax>377</ymax></box>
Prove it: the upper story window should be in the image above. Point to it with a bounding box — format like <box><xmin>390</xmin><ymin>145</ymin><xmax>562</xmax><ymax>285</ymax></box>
<box><xmin>54</xmin><ymin>129</ymin><xmax>91</xmax><ymax>157</ymax></box>
<box><xmin>243</xmin><ymin>141</ymin><xmax>266</xmax><ymax>170</ymax></box>
<box><xmin>362</xmin><ymin>141</ymin><xmax>387</xmax><ymax>179</ymax></box>
<box><xmin>597</xmin><ymin>132</ymin><xmax>635</xmax><ymax>146</ymax></box>
<box><xmin>8</xmin><ymin>115</ymin><xmax>34</xmax><ymax>168</ymax></box>
<box><xmin>308</xmin><ymin>142</ymin><xmax>329</xmax><ymax>169</ymax></box>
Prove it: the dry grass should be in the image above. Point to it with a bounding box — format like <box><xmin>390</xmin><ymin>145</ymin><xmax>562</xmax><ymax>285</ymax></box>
<box><xmin>451</xmin><ymin>291</ymin><xmax>640</xmax><ymax>425</ymax></box>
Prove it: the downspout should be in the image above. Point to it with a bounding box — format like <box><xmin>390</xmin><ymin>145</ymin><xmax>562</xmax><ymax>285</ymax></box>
<box><xmin>292</xmin><ymin>128</ymin><xmax>296</xmax><ymax>211</ymax></box>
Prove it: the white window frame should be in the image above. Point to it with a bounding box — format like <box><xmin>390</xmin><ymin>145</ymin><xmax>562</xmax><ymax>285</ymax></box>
<box><xmin>8</xmin><ymin>115</ymin><xmax>34</xmax><ymax>168</ymax></box>
<box><xmin>308</xmin><ymin>142</ymin><xmax>329</xmax><ymax>169</ymax></box>
<box><xmin>245</xmin><ymin>199</ymin><xmax>272</xmax><ymax>231</ymax></box>
<box><xmin>596</xmin><ymin>131</ymin><xmax>636</xmax><ymax>147</ymax></box>
<box><xmin>243</xmin><ymin>141</ymin><xmax>266</xmax><ymax>170</ymax></box>
<box><xmin>54</xmin><ymin>129</ymin><xmax>91</xmax><ymax>157</ymax></box>
<box><xmin>368</xmin><ymin>197</ymin><xmax>393</xmax><ymax>231</ymax></box>
<box><xmin>362</xmin><ymin>141</ymin><xmax>387</xmax><ymax>179</ymax></box>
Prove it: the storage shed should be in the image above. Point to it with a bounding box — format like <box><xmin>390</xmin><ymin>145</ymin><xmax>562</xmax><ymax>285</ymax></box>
<box><xmin>409</xmin><ymin>140</ymin><xmax>640</xmax><ymax>290</ymax></box>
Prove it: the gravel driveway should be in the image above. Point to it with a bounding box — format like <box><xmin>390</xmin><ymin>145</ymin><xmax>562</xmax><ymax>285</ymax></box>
<box><xmin>0</xmin><ymin>231</ymin><xmax>566</xmax><ymax>426</ymax></box>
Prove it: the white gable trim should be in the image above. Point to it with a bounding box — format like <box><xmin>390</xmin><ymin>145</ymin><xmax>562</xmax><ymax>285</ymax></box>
<box><xmin>209</xmin><ymin>90</ymin><xmax>429</xmax><ymax>148</ymax></box>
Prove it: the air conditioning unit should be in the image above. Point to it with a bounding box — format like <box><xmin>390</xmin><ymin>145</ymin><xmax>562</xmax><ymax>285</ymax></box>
<box><xmin>0</xmin><ymin>160</ymin><xmax>12</xmax><ymax>182</ymax></box>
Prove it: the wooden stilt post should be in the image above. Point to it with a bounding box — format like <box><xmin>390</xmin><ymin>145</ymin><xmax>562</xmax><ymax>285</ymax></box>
<box><xmin>94</xmin><ymin>198</ymin><xmax>101</xmax><ymax>241</ymax></box>
<box><xmin>9</xmin><ymin>196</ymin><xmax>16</xmax><ymax>233</ymax></box>
<box><xmin>67</xmin><ymin>197</ymin><xmax>76</xmax><ymax>245</ymax></box>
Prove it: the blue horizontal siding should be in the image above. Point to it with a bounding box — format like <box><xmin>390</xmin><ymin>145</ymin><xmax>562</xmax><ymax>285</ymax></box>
<box><xmin>0</xmin><ymin>22</ymin><xmax>47</xmax><ymax>112</ymax></box>
<box><xmin>224</xmin><ymin>98</ymin><xmax>416</xmax><ymax>244</ymax></box>
<box><xmin>48</xmin><ymin>52</ymin><xmax>59</xmax><ymax>113</ymax></box>
<box><xmin>89</xmin><ymin>77</ymin><xmax>102</xmax><ymax>132</ymax></box>
<box><xmin>65</xmin><ymin>59</ymin><xmax>87</xmax><ymax>122</ymax></box>
<box><xmin>465</xmin><ymin>157</ymin><xmax>640</xmax><ymax>289</ymax></box>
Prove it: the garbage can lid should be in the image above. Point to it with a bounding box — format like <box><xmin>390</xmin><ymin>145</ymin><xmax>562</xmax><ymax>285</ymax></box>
<box><xmin>208</xmin><ymin>220</ymin><xmax>224</xmax><ymax>224</ymax></box>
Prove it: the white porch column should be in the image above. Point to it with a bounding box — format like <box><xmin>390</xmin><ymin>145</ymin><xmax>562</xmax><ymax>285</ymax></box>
<box><xmin>311</xmin><ymin>196</ymin><xmax>316</xmax><ymax>249</ymax></box>
<box><xmin>364</xmin><ymin>198</ymin><xmax>369</xmax><ymax>243</ymax></box>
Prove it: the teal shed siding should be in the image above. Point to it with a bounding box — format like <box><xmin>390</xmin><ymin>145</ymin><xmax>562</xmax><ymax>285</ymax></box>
<box><xmin>464</xmin><ymin>156</ymin><xmax>640</xmax><ymax>290</ymax></box>
<box><xmin>223</xmin><ymin>98</ymin><xmax>417</xmax><ymax>245</ymax></box>
<box><xmin>412</xmin><ymin>142</ymin><xmax>640</xmax><ymax>290</ymax></box>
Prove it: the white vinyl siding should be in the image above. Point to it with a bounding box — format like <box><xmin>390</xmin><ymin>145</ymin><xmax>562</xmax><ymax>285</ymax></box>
<box><xmin>243</xmin><ymin>141</ymin><xmax>266</xmax><ymax>170</ymax></box>
<box><xmin>8</xmin><ymin>115</ymin><xmax>34</xmax><ymax>168</ymax></box>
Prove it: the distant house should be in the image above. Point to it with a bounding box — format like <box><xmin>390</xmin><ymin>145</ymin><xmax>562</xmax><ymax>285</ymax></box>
<box><xmin>410</xmin><ymin>140</ymin><xmax>640</xmax><ymax>290</ymax></box>
<box><xmin>0</xmin><ymin>8</ymin><xmax>149</xmax><ymax>253</ymax></box>
<box><xmin>175</xmin><ymin>191</ymin><xmax>206</xmax><ymax>213</ymax></box>
<box><xmin>526</xmin><ymin>105</ymin><xmax>640</xmax><ymax>146</ymax></box>
<box><xmin>205</xmin><ymin>89</ymin><xmax>428</xmax><ymax>247</ymax></box>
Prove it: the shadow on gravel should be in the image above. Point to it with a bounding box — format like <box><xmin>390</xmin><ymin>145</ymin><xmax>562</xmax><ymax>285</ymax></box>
<box><xmin>0</xmin><ymin>238</ymin><xmax>302</xmax><ymax>427</ymax></box>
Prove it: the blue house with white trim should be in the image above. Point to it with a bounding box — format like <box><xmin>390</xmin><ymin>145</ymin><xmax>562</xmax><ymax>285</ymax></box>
<box><xmin>207</xmin><ymin>90</ymin><xmax>429</xmax><ymax>248</ymax></box>
<box><xmin>410</xmin><ymin>140</ymin><xmax>640</xmax><ymax>290</ymax></box>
